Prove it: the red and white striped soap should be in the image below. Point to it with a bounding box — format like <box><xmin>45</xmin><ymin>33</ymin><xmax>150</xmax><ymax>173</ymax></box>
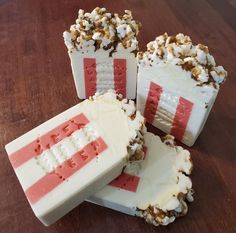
<box><xmin>5</xmin><ymin>91</ymin><xmax>145</xmax><ymax>226</ymax></box>
<box><xmin>137</xmin><ymin>67</ymin><xmax>219</xmax><ymax>146</ymax></box>
<box><xmin>63</xmin><ymin>8</ymin><xmax>140</xmax><ymax>99</ymax></box>
<box><xmin>68</xmin><ymin>50</ymin><xmax>137</xmax><ymax>99</ymax></box>
<box><xmin>137</xmin><ymin>34</ymin><xmax>226</xmax><ymax>147</ymax></box>
<box><xmin>88</xmin><ymin>132</ymin><xmax>193</xmax><ymax>226</ymax></box>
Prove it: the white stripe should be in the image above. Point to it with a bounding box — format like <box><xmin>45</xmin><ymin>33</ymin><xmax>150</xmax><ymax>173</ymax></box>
<box><xmin>182</xmin><ymin>103</ymin><xmax>204</xmax><ymax>146</ymax></box>
<box><xmin>137</xmin><ymin>76</ymin><xmax>151</xmax><ymax>115</ymax></box>
<box><xmin>95</xmin><ymin>58</ymin><xmax>114</xmax><ymax>93</ymax></box>
<box><xmin>154</xmin><ymin>88</ymin><xmax>179</xmax><ymax>134</ymax></box>
<box><xmin>15</xmin><ymin>123</ymin><xmax>99</xmax><ymax>191</ymax></box>
<box><xmin>69</xmin><ymin>52</ymin><xmax>86</xmax><ymax>98</ymax></box>
<box><xmin>124</xmin><ymin>56</ymin><xmax>137</xmax><ymax>99</ymax></box>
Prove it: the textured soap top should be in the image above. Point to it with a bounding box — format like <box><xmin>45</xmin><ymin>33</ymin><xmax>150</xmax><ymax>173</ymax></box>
<box><xmin>90</xmin><ymin>91</ymin><xmax>146</xmax><ymax>160</ymax></box>
<box><xmin>88</xmin><ymin>132</ymin><xmax>193</xmax><ymax>226</ymax></box>
<box><xmin>134</xmin><ymin>134</ymin><xmax>193</xmax><ymax>226</ymax></box>
<box><xmin>138</xmin><ymin>33</ymin><xmax>227</xmax><ymax>86</ymax></box>
<box><xmin>63</xmin><ymin>7</ymin><xmax>141</xmax><ymax>55</ymax></box>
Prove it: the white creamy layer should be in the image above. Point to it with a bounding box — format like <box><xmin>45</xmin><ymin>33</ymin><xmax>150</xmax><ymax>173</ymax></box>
<box><xmin>69</xmin><ymin>48</ymin><xmax>137</xmax><ymax>99</ymax></box>
<box><xmin>88</xmin><ymin>132</ymin><xmax>193</xmax><ymax>225</ymax></box>
<box><xmin>5</xmin><ymin>91</ymin><xmax>145</xmax><ymax>226</ymax></box>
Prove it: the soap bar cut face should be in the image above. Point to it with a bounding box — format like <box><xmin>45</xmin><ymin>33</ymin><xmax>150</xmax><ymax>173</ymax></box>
<box><xmin>137</xmin><ymin>66</ymin><xmax>218</xmax><ymax>147</ymax></box>
<box><xmin>68</xmin><ymin>51</ymin><xmax>137</xmax><ymax>99</ymax></box>
<box><xmin>5</xmin><ymin>91</ymin><xmax>145</xmax><ymax>226</ymax></box>
<box><xmin>63</xmin><ymin>7</ymin><xmax>141</xmax><ymax>99</ymax></box>
<box><xmin>88</xmin><ymin>132</ymin><xmax>193</xmax><ymax>226</ymax></box>
<box><xmin>137</xmin><ymin>33</ymin><xmax>227</xmax><ymax>146</ymax></box>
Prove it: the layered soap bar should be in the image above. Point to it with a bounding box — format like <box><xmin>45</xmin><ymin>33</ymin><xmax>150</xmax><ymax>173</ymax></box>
<box><xmin>137</xmin><ymin>33</ymin><xmax>227</xmax><ymax>146</ymax></box>
<box><xmin>5</xmin><ymin>91</ymin><xmax>145</xmax><ymax>226</ymax></box>
<box><xmin>63</xmin><ymin>7</ymin><xmax>140</xmax><ymax>99</ymax></box>
<box><xmin>88</xmin><ymin>132</ymin><xmax>193</xmax><ymax>226</ymax></box>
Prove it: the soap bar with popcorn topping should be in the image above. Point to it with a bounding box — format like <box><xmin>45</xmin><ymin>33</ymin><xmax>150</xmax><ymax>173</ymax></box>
<box><xmin>5</xmin><ymin>91</ymin><xmax>145</xmax><ymax>226</ymax></box>
<box><xmin>137</xmin><ymin>33</ymin><xmax>227</xmax><ymax>146</ymax></box>
<box><xmin>88</xmin><ymin>132</ymin><xmax>193</xmax><ymax>226</ymax></box>
<box><xmin>63</xmin><ymin>7</ymin><xmax>141</xmax><ymax>99</ymax></box>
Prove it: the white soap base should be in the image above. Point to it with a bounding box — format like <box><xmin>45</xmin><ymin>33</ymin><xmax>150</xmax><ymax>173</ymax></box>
<box><xmin>5</xmin><ymin>92</ymin><xmax>145</xmax><ymax>226</ymax></box>
<box><xmin>87</xmin><ymin>132</ymin><xmax>193</xmax><ymax>226</ymax></box>
<box><xmin>137</xmin><ymin>63</ymin><xmax>218</xmax><ymax>146</ymax></box>
<box><xmin>69</xmin><ymin>49</ymin><xmax>137</xmax><ymax>99</ymax></box>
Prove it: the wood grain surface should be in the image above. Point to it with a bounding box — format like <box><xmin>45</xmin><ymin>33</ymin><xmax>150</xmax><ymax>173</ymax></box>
<box><xmin>0</xmin><ymin>0</ymin><xmax>235</xmax><ymax>232</ymax></box>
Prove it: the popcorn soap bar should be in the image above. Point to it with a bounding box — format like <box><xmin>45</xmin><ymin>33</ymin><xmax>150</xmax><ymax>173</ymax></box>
<box><xmin>5</xmin><ymin>91</ymin><xmax>145</xmax><ymax>226</ymax></box>
<box><xmin>63</xmin><ymin>7</ymin><xmax>141</xmax><ymax>99</ymax></box>
<box><xmin>88</xmin><ymin>133</ymin><xmax>193</xmax><ymax>226</ymax></box>
<box><xmin>137</xmin><ymin>33</ymin><xmax>227</xmax><ymax>146</ymax></box>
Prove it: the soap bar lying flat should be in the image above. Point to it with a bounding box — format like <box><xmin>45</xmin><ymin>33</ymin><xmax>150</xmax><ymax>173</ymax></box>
<box><xmin>63</xmin><ymin>7</ymin><xmax>140</xmax><ymax>99</ymax></box>
<box><xmin>88</xmin><ymin>132</ymin><xmax>193</xmax><ymax>226</ymax></box>
<box><xmin>5</xmin><ymin>91</ymin><xmax>145</xmax><ymax>226</ymax></box>
<box><xmin>137</xmin><ymin>33</ymin><xmax>227</xmax><ymax>146</ymax></box>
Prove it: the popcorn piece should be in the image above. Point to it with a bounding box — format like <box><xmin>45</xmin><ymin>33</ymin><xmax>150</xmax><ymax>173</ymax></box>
<box><xmin>5</xmin><ymin>91</ymin><xmax>146</xmax><ymax>226</ymax></box>
<box><xmin>63</xmin><ymin>7</ymin><xmax>141</xmax><ymax>99</ymax></box>
<box><xmin>88</xmin><ymin>132</ymin><xmax>193</xmax><ymax>226</ymax></box>
<box><xmin>210</xmin><ymin>66</ymin><xmax>227</xmax><ymax>84</ymax></box>
<box><xmin>92</xmin><ymin>32</ymin><xmax>102</xmax><ymax>40</ymax></box>
<box><xmin>137</xmin><ymin>33</ymin><xmax>227</xmax><ymax>146</ymax></box>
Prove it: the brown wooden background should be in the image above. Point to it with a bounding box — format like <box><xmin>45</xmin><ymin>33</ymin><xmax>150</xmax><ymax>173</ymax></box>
<box><xmin>0</xmin><ymin>0</ymin><xmax>235</xmax><ymax>232</ymax></box>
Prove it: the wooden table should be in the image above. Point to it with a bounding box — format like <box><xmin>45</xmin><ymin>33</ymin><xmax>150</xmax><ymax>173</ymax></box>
<box><xmin>0</xmin><ymin>0</ymin><xmax>235</xmax><ymax>232</ymax></box>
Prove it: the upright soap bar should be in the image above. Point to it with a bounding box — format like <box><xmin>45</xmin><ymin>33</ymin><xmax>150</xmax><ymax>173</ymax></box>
<box><xmin>88</xmin><ymin>132</ymin><xmax>193</xmax><ymax>226</ymax></box>
<box><xmin>5</xmin><ymin>91</ymin><xmax>145</xmax><ymax>226</ymax></box>
<box><xmin>63</xmin><ymin>7</ymin><xmax>140</xmax><ymax>99</ymax></box>
<box><xmin>137</xmin><ymin>33</ymin><xmax>227</xmax><ymax>146</ymax></box>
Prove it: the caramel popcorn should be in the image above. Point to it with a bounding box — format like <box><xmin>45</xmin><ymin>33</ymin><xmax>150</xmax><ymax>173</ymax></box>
<box><xmin>63</xmin><ymin>7</ymin><xmax>141</xmax><ymax>56</ymax></box>
<box><xmin>138</xmin><ymin>33</ymin><xmax>227</xmax><ymax>86</ymax></box>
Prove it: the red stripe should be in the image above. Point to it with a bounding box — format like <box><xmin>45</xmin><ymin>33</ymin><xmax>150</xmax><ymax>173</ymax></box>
<box><xmin>170</xmin><ymin>97</ymin><xmax>193</xmax><ymax>141</ymax></box>
<box><xmin>84</xmin><ymin>58</ymin><xmax>97</xmax><ymax>98</ymax></box>
<box><xmin>114</xmin><ymin>59</ymin><xmax>127</xmax><ymax>97</ymax></box>
<box><xmin>9</xmin><ymin>114</ymin><xmax>89</xmax><ymax>169</ymax></box>
<box><xmin>109</xmin><ymin>145</ymin><xmax>148</xmax><ymax>192</ymax></box>
<box><xmin>143</xmin><ymin>82</ymin><xmax>163</xmax><ymax>124</ymax></box>
<box><xmin>109</xmin><ymin>172</ymin><xmax>140</xmax><ymax>192</ymax></box>
<box><xmin>25</xmin><ymin>137</ymin><xmax>107</xmax><ymax>204</ymax></box>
